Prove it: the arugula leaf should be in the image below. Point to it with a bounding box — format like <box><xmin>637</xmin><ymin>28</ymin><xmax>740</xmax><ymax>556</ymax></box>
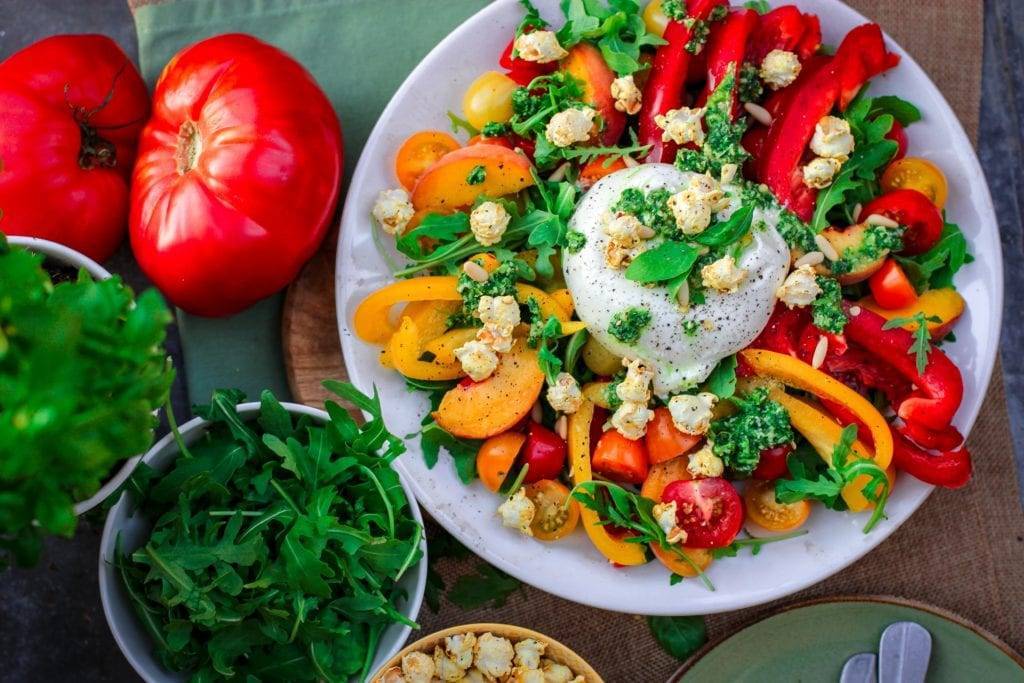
<box><xmin>648</xmin><ymin>616</ymin><xmax>708</xmax><ymax>660</ymax></box>
<box><xmin>625</xmin><ymin>241</ymin><xmax>700</xmax><ymax>283</ymax></box>
<box><xmin>447</xmin><ymin>563</ymin><xmax>524</xmax><ymax>609</ymax></box>
<box><xmin>447</xmin><ymin>111</ymin><xmax>479</xmax><ymax>137</ymax></box>
<box><xmin>421</xmin><ymin>421</ymin><xmax>480</xmax><ymax>483</ymax></box>
<box><xmin>869</xmin><ymin>95</ymin><xmax>922</xmax><ymax>126</ymax></box>
<box><xmin>556</xmin><ymin>0</ymin><xmax>666</xmax><ymax>76</ymax></box>
<box><xmin>558</xmin><ymin>128</ymin><xmax>652</xmax><ymax>165</ymax></box>
<box><xmin>516</xmin><ymin>0</ymin><xmax>548</xmax><ymax>37</ymax></box>
<box><xmin>710</xmin><ymin>529</ymin><xmax>808</xmax><ymax>558</ymax></box>
<box><xmin>705</xmin><ymin>355</ymin><xmax>738</xmax><ymax>399</ymax></box>
<box><xmin>896</xmin><ymin>217</ymin><xmax>973</xmax><ymax>292</ymax></box>
<box><xmin>527</xmin><ymin>297</ymin><xmax>565</xmax><ymax>383</ymax></box>
<box><xmin>883</xmin><ymin>312</ymin><xmax>940</xmax><ymax>374</ymax></box>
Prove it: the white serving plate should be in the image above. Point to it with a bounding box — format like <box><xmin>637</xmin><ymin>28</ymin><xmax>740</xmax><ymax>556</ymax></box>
<box><xmin>335</xmin><ymin>0</ymin><xmax>1002</xmax><ymax>615</ymax></box>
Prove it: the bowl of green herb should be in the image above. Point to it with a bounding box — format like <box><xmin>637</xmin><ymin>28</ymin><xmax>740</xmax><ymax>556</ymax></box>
<box><xmin>1</xmin><ymin>233</ymin><xmax>173</xmax><ymax>568</ymax></box>
<box><xmin>99</xmin><ymin>382</ymin><xmax>427</xmax><ymax>682</ymax></box>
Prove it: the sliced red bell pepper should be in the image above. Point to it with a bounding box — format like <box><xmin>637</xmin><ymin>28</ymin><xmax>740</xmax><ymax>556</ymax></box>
<box><xmin>499</xmin><ymin>37</ymin><xmax>556</xmax><ymax>86</ymax></box>
<box><xmin>835</xmin><ymin>23</ymin><xmax>900</xmax><ymax>110</ymax></box>
<box><xmin>698</xmin><ymin>9</ymin><xmax>758</xmax><ymax>118</ymax></box>
<box><xmin>750</xmin><ymin>303</ymin><xmax>810</xmax><ymax>357</ymax></box>
<box><xmin>747</xmin><ymin>5</ymin><xmax>822</xmax><ymax>64</ymax></box>
<box><xmin>639</xmin><ymin>0</ymin><xmax>727</xmax><ymax>162</ymax></box>
<box><xmin>893</xmin><ymin>429</ymin><xmax>971</xmax><ymax>488</ymax></box>
<box><xmin>897</xmin><ymin>420</ymin><xmax>964</xmax><ymax>452</ymax></box>
<box><xmin>842</xmin><ymin>302</ymin><xmax>963</xmax><ymax>432</ymax></box>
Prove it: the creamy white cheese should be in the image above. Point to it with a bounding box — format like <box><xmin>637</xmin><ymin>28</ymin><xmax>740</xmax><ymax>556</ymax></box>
<box><xmin>562</xmin><ymin>164</ymin><xmax>789</xmax><ymax>397</ymax></box>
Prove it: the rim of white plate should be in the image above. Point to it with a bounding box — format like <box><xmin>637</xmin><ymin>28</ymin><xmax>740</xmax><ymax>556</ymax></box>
<box><xmin>334</xmin><ymin>0</ymin><xmax>1002</xmax><ymax>615</ymax></box>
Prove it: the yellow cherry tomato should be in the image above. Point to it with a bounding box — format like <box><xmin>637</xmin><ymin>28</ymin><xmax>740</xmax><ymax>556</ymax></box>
<box><xmin>744</xmin><ymin>479</ymin><xmax>811</xmax><ymax>532</ymax></box>
<box><xmin>462</xmin><ymin>70</ymin><xmax>518</xmax><ymax>131</ymax></box>
<box><xmin>880</xmin><ymin>157</ymin><xmax>949</xmax><ymax>209</ymax></box>
<box><xmin>525</xmin><ymin>480</ymin><xmax>581</xmax><ymax>541</ymax></box>
<box><xmin>643</xmin><ymin>0</ymin><xmax>670</xmax><ymax>37</ymax></box>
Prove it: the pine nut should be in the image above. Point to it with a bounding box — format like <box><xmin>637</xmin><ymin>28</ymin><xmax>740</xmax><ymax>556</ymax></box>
<box><xmin>547</xmin><ymin>162</ymin><xmax>571</xmax><ymax>182</ymax></box>
<box><xmin>531</xmin><ymin>401</ymin><xmax>543</xmax><ymax>423</ymax></box>
<box><xmin>814</xmin><ymin>234</ymin><xmax>840</xmax><ymax>261</ymax></box>
<box><xmin>676</xmin><ymin>280</ymin><xmax>690</xmax><ymax>308</ymax></box>
<box><xmin>623</xmin><ymin>154</ymin><xmax>639</xmax><ymax>168</ymax></box>
<box><xmin>811</xmin><ymin>335</ymin><xmax>829</xmax><ymax>369</ymax></box>
<box><xmin>865</xmin><ymin>213</ymin><xmax>900</xmax><ymax>228</ymax></box>
<box><xmin>462</xmin><ymin>260</ymin><xmax>488</xmax><ymax>282</ymax></box>
<box><xmin>720</xmin><ymin>163</ymin><xmax>738</xmax><ymax>184</ymax></box>
<box><xmin>794</xmin><ymin>251</ymin><xmax>825</xmax><ymax>268</ymax></box>
<box><xmin>637</xmin><ymin>225</ymin><xmax>656</xmax><ymax>239</ymax></box>
<box><xmin>849</xmin><ymin>305</ymin><xmax>862</xmax><ymax>316</ymax></box>
<box><xmin>555</xmin><ymin>416</ymin><xmax>568</xmax><ymax>440</ymax></box>
<box><xmin>744</xmin><ymin>101</ymin><xmax>773</xmax><ymax>126</ymax></box>
<box><xmin>852</xmin><ymin>203</ymin><xmax>863</xmax><ymax>222</ymax></box>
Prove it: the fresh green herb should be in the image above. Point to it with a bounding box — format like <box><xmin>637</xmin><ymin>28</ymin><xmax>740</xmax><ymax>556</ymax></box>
<box><xmin>700</xmin><ymin>72</ymin><xmax>750</xmax><ymax>171</ymax></box>
<box><xmin>710</xmin><ymin>387</ymin><xmax>794</xmax><ymax>474</ymax></box>
<box><xmin>883</xmin><ymin>312</ymin><xmax>940</xmax><ymax>374</ymax></box>
<box><xmin>709</xmin><ymin>529</ymin><xmax>809</xmax><ymax>558</ymax></box>
<box><xmin>510</xmin><ymin>72</ymin><xmax>585</xmax><ymax>140</ymax></box>
<box><xmin>526</xmin><ymin>298</ymin><xmax>564</xmax><ymax>384</ymax></box>
<box><xmin>869</xmin><ymin>95</ymin><xmax>922</xmax><ymax>126</ymax></box>
<box><xmin>565</xmin><ymin>229</ymin><xmax>587</xmax><ymax>253</ymax></box>
<box><xmin>466</xmin><ymin>164</ymin><xmax>487</xmax><ymax>185</ymax></box>
<box><xmin>648</xmin><ymin>615</ymin><xmax>708</xmax><ymax>661</ymax></box>
<box><xmin>705</xmin><ymin>355</ymin><xmax>738</xmax><ymax>399</ymax></box>
<box><xmin>556</xmin><ymin>0</ymin><xmax>667</xmax><ymax>76</ymax></box>
<box><xmin>738</xmin><ymin>61</ymin><xmax>763</xmax><ymax>102</ymax></box>
<box><xmin>612</xmin><ymin>186</ymin><xmax>677</xmax><ymax>236</ymax></box>
<box><xmin>558</xmin><ymin>129</ymin><xmax>652</xmax><ymax>165</ymax></box>
<box><xmin>896</xmin><ymin>217</ymin><xmax>972</xmax><ymax>292</ymax></box>
<box><xmin>569</xmin><ymin>480</ymin><xmax>715</xmax><ymax>590</ymax></box>
<box><xmin>811</xmin><ymin>275</ymin><xmax>849</xmax><ymax>334</ymax></box>
<box><xmin>608</xmin><ymin>306</ymin><xmax>652</xmax><ymax>345</ymax></box>
<box><xmin>525</xmin><ymin>171</ymin><xmax>580</xmax><ymax>278</ymax></box>
<box><xmin>0</xmin><ymin>237</ymin><xmax>173</xmax><ymax>568</ymax></box>
<box><xmin>447</xmin><ymin>110</ymin><xmax>479</xmax><ymax>137</ymax></box>
<box><xmin>516</xmin><ymin>0</ymin><xmax>548</xmax><ymax>37</ymax></box>
<box><xmin>605</xmin><ymin>375</ymin><xmax>625</xmax><ymax>410</ymax></box>
<box><xmin>421</xmin><ymin>421</ymin><xmax>480</xmax><ymax>483</ymax></box>
<box><xmin>743</xmin><ymin>0</ymin><xmax>772</xmax><ymax>14</ymax></box>
<box><xmin>116</xmin><ymin>383</ymin><xmax>423</xmax><ymax>682</ymax></box>
<box><xmin>481</xmin><ymin>121</ymin><xmax>510</xmax><ymax>137</ymax></box>
<box><xmin>661</xmin><ymin>0</ymin><xmax>686</xmax><ymax>20</ymax></box>
<box><xmin>683</xmin><ymin>320</ymin><xmax>701</xmax><ymax>337</ymax></box>
<box><xmin>625</xmin><ymin>241</ymin><xmax>700</xmax><ymax>284</ymax></box>
<box><xmin>564</xmin><ymin>328</ymin><xmax>589</xmax><ymax>373</ymax></box>
<box><xmin>830</xmin><ymin>225</ymin><xmax>904</xmax><ymax>276</ymax></box>
<box><xmin>694</xmin><ymin>204</ymin><xmax>755</xmax><ymax>248</ymax></box>
<box><xmin>775</xmin><ymin>424</ymin><xmax>890</xmax><ymax>532</ymax></box>
<box><xmin>447</xmin><ymin>562</ymin><xmax>524</xmax><ymax>609</ymax></box>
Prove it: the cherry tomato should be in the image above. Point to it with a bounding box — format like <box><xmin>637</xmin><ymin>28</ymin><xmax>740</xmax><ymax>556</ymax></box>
<box><xmin>462</xmin><ymin>70</ymin><xmax>518</xmax><ymax>131</ymax></box>
<box><xmin>645</xmin><ymin>407</ymin><xmax>702</xmax><ymax>465</ymax></box>
<box><xmin>861</xmin><ymin>189</ymin><xmax>943</xmax><ymax>255</ymax></box>
<box><xmin>525</xmin><ymin>480</ymin><xmax>580</xmax><ymax>541</ymax></box>
<box><xmin>880</xmin><ymin>157</ymin><xmax>948</xmax><ymax>209</ymax></box>
<box><xmin>661</xmin><ymin>477</ymin><xmax>744</xmax><ymax>548</ymax></box>
<box><xmin>651</xmin><ymin>542</ymin><xmax>714</xmax><ymax>577</ymax></box>
<box><xmin>641</xmin><ymin>454</ymin><xmax>693</xmax><ymax>501</ymax></box>
<box><xmin>869</xmin><ymin>258</ymin><xmax>918</xmax><ymax>309</ymax></box>
<box><xmin>592</xmin><ymin>430</ymin><xmax>650</xmax><ymax>485</ymax></box>
<box><xmin>476</xmin><ymin>431</ymin><xmax>526</xmax><ymax>492</ymax></box>
<box><xmin>579</xmin><ymin>155</ymin><xmax>628</xmax><ymax>187</ymax></box>
<box><xmin>643</xmin><ymin>0</ymin><xmax>670</xmax><ymax>38</ymax></box>
<box><xmin>885</xmin><ymin>120</ymin><xmax>908</xmax><ymax>160</ymax></box>
<box><xmin>395</xmin><ymin>131</ymin><xmax>460</xmax><ymax>190</ymax></box>
<box><xmin>744</xmin><ymin>479</ymin><xmax>811</xmax><ymax>532</ymax></box>
<box><xmin>752</xmin><ymin>442</ymin><xmax>793</xmax><ymax>481</ymax></box>
<box><xmin>521</xmin><ymin>422</ymin><xmax>567</xmax><ymax>483</ymax></box>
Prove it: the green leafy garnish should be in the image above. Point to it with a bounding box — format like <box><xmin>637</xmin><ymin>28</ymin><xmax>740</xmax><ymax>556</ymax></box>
<box><xmin>515</xmin><ymin>0</ymin><xmax>548</xmax><ymax>37</ymax></box>
<box><xmin>526</xmin><ymin>297</ymin><xmax>564</xmax><ymax>384</ymax></box>
<box><xmin>705</xmin><ymin>355</ymin><xmax>738</xmax><ymax>399</ymax></box>
<box><xmin>811</xmin><ymin>275</ymin><xmax>849</xmax><ymax>334</ymax></box>
<box><xmin>869</xmin><ymin>95</ymin><xmax>922</xmax><ymax>126</ymax></box>
<box><xmin>883</xmin><ymin>312</ymin><xmax>940</xmax><ymax>374</ymax></box>
<box><xmin>456</xmin><ymin>259</ymin><xmax>521</xmax><ymax>318</ymax></box>
<box><xmin>558</xmin><ymin>129</ymin><xmax>652</xmax><ymax>165</ymax></box>
<box><xmin>565</xmin><ymin>229</ymin><xmax>587</xmax><ymax>253</ymax></box>
<box><xmin>625</xmin><ymin>241</ymin><xmax>699</xmax><ymax>284</ymax></box>
<box><xmin>447</xmin><ymin>110</ymin><xmax>479</xmax><ymax>137</ymax></box>
<box><xmin>710</xmin><ymin>387</ymin><xmax>794</xmax><ymax>474</ymax></box>
<box><xmin>709</xmin><ymin>530</ymin><xmax>809</xmax><ymax>559</ymax></box>
<box><xmin>648</xmin><ymin>615</ymin><xmax>708</xmax><ymax>660</ymax></box>
<box><xmin>525</xmin><ymin>171</ymin><xmax>580</xmax><ymax>278</ymax></box>
<box><xmin>608</xmin><ymin>306</ymin><xmax>652</xmax><ymax>345</ymax></box>
<box><xmin>896</xmin><ymin>217</ymin><xmax>973</xmax><ymax>292</ymax></box>
<box><xmin>466</xmin><ymin>164</ymin><xmax>487</xmax><ymax>185</ymax></box>
<box><xmin>613</xmin><ymin>186</ymin><xmax>677</xmax><ymax>236</ymax></box>
<box><xmin>693</xmin><ymin>204</ymin><xmax>754</xmax><ymax>247</ymax></box>
<box><xmin>556</xmin><ymin>0</ymin><xmax>667</xmax><ymax>75</ymax></box>
<box><xmin>116</xmin><ymin>383</ymin><xmax>423</xmax><ymax>682</ymax></box>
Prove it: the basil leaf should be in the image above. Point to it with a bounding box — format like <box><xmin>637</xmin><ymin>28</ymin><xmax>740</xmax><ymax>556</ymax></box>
<box><xmin>625</xmin><ymin>241</ymin><xmax>699</xmax><ymax>283</ymax></box>
<box><xmin>693</xmin><ymin>204</ymin><xmax>754</xmax><ymax>247</ymax></box>
<box><xmin>869</xmin><ymin>95</ymin><xmax>922</xmax><ymax>126</ymax></box>
<box><xmin>648</xmin><ymin>615</ymin><xmax>708</xmax><ymax>660</ymax></box>
<box><xmin>705</xmin><ymin>355</ymin><xmax>737</xmax><ymax>399</ymax></box>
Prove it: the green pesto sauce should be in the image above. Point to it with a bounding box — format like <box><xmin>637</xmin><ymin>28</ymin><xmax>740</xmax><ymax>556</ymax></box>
<box><xmin>612</xmin><ymin>187</ymin><xmax>677</xmax><ymax>236</ymax></box>
<box><xmin>830</xmin><ymin>225</ymin><xmax>904</xmax><ymax>276</ymax></box>
<box><xmin>811</xmin><ymin>276</ymin><xmax>848</xmax><ymax>334</ymax></box>
<box><xmin>608</xmin><ymin>307</ymin><xmax>652</xmax><ymax>345</ymax></box>
<box><xmin>710</xmin><ymin>387</ymin><xmax>794</xmax><ymax>474</ymax></box>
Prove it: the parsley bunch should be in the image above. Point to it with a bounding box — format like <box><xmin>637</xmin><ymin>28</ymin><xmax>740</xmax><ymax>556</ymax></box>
<box><xmin>116</xmin><ymin>382</ymin><xmax>423</xmax><ymax>682</ymax></box>
<box><xmin>0</xmin><ymin>236</ymin><xmax>173</xmax><ymax>568</ymax></box>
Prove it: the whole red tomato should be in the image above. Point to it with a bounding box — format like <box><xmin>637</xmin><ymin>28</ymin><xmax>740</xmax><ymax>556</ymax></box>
<box><xmin>130</xmin><ymin>34</ymin><xmax>342</xmax><ymax>317</ymax></box>
<box><xmin>0</xmin><ymin>35</ymin><xmax>149</xmax><ymax>261</ymax></box>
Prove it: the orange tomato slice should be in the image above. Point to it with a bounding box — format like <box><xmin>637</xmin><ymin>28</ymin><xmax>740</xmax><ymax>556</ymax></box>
<box><xmin>525</xmin><ymin>479</ymin><xmax>580</xmax><ymax>541</ymax></box>
<box><xmin>395</xmin><ymin>130</ymin><xmax>460</xmax><ymax>190</ymax></box>
<box><xmin>744</xmin><ymin>479</ymin><xmax>811</xmax><ymax>532</ymax></box>
<box><xmin>477</xmin><ymin>431</ymin><xmax>526</xmax><ymax>492</ymax></box>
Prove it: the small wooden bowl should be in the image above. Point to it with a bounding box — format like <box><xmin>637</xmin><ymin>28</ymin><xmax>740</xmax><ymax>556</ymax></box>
<box><xmin>371</xmin><ymin>623</ymin><xmax>604</xmax><ymax>682</ymax></box>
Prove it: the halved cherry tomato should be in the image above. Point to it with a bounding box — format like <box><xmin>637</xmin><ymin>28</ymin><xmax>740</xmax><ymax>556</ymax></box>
<box><xmin>651</xmin><ymin>542</ymin><xmax>714</xmax><ymax>577</ymax></box>
<box><xmin>395</xmin><ymin>131</ymin><xmax>461</xmax><ymax>190</ymax></box>
<box><xmin>744</xmin><ymin>479</ymin><xmax>811</xmax><ymax>532</ymax></box>
<box><xmin>880</xmin><ymin>157</ymin><xmax>948</xmax><ymax>209</ymax></box>
<box><xmin>641</xmin><ymin>454</ymin><xmax>692</xmax><ymax>500</ymax></box>
<box><xmin>522</xmin><ymin>422</ymin><xmax>568</xmax><ymax>483</ymax></box>
<box><xmin>579</xmin><ymin>155</ymin><xmax>628</xmax><ymax>187</ymax></box>
<box><xmin>646</xmin><ymin>407</ymin><xmax>702</xmax><ymax>465</ymax></box>
<box><xmin>462</xmin><ymin>70</ymin><xmax>518</xmax><ymax>130</ymax></box>
<box><xmin>752</xmin><ymin>442</ymin><xmax>793</xmax><ymax>481</ymax></box>
<box><xmin>477</xmin><ymin>431</ymin><xmax>526</xmax><ymax>492</ymax></box>
<box><xmin>869</xmin><ymin>259</ymin><xmax>918</xmax><ymax>309</ymax></box>
<box><xmin>886</xmin><ymin>120</ymin><xmax>908</xmax><ymax>161</ymax></box>
<box><xmin>861</xmin><ymin>189</ymin><xmax>944</xmax><ymax>255</ymax></box>
<box><xmin>592</xmin><ymin>430</ymin><xmax>650</xmax><ymax>484</ymax></box>
<box><xmin>525</xmin><ymin>479</ymin><xmax>580</xmax><ymax>541</ymax></box>
<box><xmin>661</xmin><ymin>477</ymin><xmax>743</xmax><ymax>548</ymax></box>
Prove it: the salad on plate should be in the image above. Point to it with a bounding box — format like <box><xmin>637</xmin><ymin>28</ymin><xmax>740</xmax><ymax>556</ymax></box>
<box><xmin>351</xmin><ymin>0</ymin><xmax>973</xmax><ymax>586</ymax></box>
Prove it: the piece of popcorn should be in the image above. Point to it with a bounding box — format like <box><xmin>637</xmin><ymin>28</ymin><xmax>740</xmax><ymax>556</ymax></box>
<box><xmin>461</xmin><ymin>669</ymin><xmax>488</xmax><ymax>683</ymax></box>
<box><xmin>603</xmin><ymin>211</ymin><xmax>648</xmax><ymax>248</ymax></box>
<box><xmin>652</xmin><ymin>500</ymin><xmax>688</xmax><ymax>544</ymax></box>
<box><xmin>545</xmin><ymin>106</ymin><xmax>597</xmax><ymax>147</ymax></box>
<box><xmin>514</xmin><ymin>639</ymin><xmax>547</xmax><ymax>670</ymax></box>
<box><xmin>667</xmin><ymin>189</ymin><xmax>713</xmax><ymax>236</ymax></box>
<box><xmin>802</xmin><ymin>156</ymin><xmax>842</xmax><ymax>189</ymax></box>
<box><xmin>470</xmin><ymin>201</ymin><xmax>511</xmax><ymax>247</ymax></box>
<box><xmin>514</xmin><ymin>30</ymin><xmax>568</xmax><ymax>63</ymax></box>
<box><xmin>668</xmin><ymin>392</ymin><xmax>717</xmax><ymax>436</ymax></box>
<box><xmin>760</xmin><ymin>49</ymin><xmax>802</xmax><ymax>90</ymax></box>
<box><xmin>474</xmin><ymin>633</ymin><xmax>515</xmax><ymax>680</ymax></box>
<box><xmin>810</xmin><ymin>115</ymin><xmax>855</xmax><ymax>162</ymax></box>
<box><xmin>776</xmin><ymin>264</ymin><xmax>822</xmax><ymax>308</ymax></box>
<box><xmin>372</xmin><ymin>188</ymin><xmax>415</xmax><ymax>235</ymax></box>
<box><xmin>433</xmin><ymin>645</ymin><xmax>468</xmax><ymax>682</ymax></box>
<box><xmin>509</xmin><ymin>667</ymin><xmax>547</xmax><ymax>683</ymax></box>
<box><xmin>609</xmin><ymin>400</ymin><xmax>655</xmax><ymax>440</ymax></box>
<box><xmin>546</xmin><ymin>372</ymin><xmax>583</xmax><ymax>414</ymax></box>
<box><xmin>687</xmin><ymin>173</ymin><xmax>731</xmax><ymax>212</ymax></box>
<box><xmin>498</xmin><ymin>488</ymin><xmax>536</xmax><ymax>536</ymax></box>
<box><xmin>454</xmin><ymin>339</ymin><xmax>499</xmax><ymax>381</ymax></box>
<box><xmin>378</xmin><ymin>666</ymin><xmax>405</xmax><ymax>683</ymax></box>
<box><xmin>610</xmin><ymin>74</ymin><xmax>642</xmax><ymax>115</ymax></box>
<box><xmin>655</xmin><ymin>106</ymin><xmax>706</xmax><ymax>146</ymax></box>
<box><xmin>445</xmin><ymin>633</ymin><xmax>477</xmax><ymax>671</ymax></box>
<box><xmin>401</xmin><ymin>651</ymin><xmax>435</xmax><ymax>683</ymax></box>
<box><xmin>701</xmin><ymin>254</ymin><xmax>748</xmax><ymax>293</ymax></box>
<box><xmin>541</xmin><ymin>659</ymin><xmax>583</xmax><ymax>683</ymax></box>
<box><xmin>687</xmin><ymin>442</ymin><xmax>725</xmax><ymax>478</ymax></box>
<box><xmin>476</xmin><ymin>294</ymin><xmax>520</xmax><ymax>353</ymax></box>
<box><xmin>617</xmin><ymin>357</ymin><xmax>655</xmax><ymax>403</ymax></box>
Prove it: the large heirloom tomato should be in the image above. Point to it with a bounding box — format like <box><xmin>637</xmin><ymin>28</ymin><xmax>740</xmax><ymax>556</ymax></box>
<box><xmin>0</xmin><ymin>35</ymin><xmax>149</xmax><ymax>261</ymax></box>
<box><xmin>130</xmin><ymin>34</ymin><xmax>342</xmax><ymax>317</ymax></box>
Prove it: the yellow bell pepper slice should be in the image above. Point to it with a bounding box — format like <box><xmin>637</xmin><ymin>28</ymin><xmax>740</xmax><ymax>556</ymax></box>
<box><xmin>569</xmin><ymin>394</ymin><xmax>647</xmax><ymax>566</ymax></box>
<box><xmin>739</xmin><ymin>349</ymin><xmax>893</xmax><ymax>470</ymax></box>
<box><xmin>381</xmin><ymin>300</ymin><xmax>461</xmax><ymax>368</ymax></box>
<box><xmin>353</xmin><ymin>276</ymin><xmax>462</xmax><ymax>344</ymax></box>
<box><xmin>516</xmin><ymin>283</ymin><xmax>570</xmax><ymax>321</ymax></box>
<box><xmin>549</xmin><ymin>288</ymin><xmax>575</xmax><ymax>317</ymax></box>
<box><xmin>388</xmin><ymin>316</ymin><xmax>465</xmax><ymax>381</ymax></box>
<box><xmin>424</xmin><ymin>327</ymin><xmax>479</xmax><ymax>365</ymax></box>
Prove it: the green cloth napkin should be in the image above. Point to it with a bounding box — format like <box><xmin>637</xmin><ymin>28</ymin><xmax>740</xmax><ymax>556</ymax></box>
<box><xmin>132</xmin><ymin>0</ymin><xmax>490</xmax><ymax>404</ymax></box>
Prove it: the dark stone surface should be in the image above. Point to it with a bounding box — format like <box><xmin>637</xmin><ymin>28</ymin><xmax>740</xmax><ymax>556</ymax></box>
<box><xmin>0</xmin><ymin>1</ymin><xmax>1021</xmax><ymax>681</ymax></box>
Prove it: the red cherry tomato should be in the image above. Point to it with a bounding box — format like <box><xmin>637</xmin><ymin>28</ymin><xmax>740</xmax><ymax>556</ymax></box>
<box><xmin>661</xmin><ymin>477</ymin><xmax>744</xmax><ymax>548</ymax></box>
<box><xmin>860</xmin><ymin>189</ymin><xmax>943</xmax><ymax>256</ymax></box>
<box><xmin>886</xmin><ymin>120</ymin><xmax>908</xmax><ymax>160</ymax></box>
<box><xmin>869</xmin><ymin>259</ymin><xmax>919</xmax><ymax>309</ymax></box>
<box><xmin>645</xmin><ymin>407</ymin><xmax>702</xmax><ymax>465</ymax></box>
<box><xmin>592</xmin><ymin>430</ymin><xmax>650</xmax><ymax>485</ymax></box>
<box><xmin>521</xmin><ymin>422</ymin><xmax>567</xmax><ymax>483</ymax></box>
<box><xmin>753</xmin><ymin>442</ymin><xmax>794</xmax><ymax>481</ymax></box>
<box><xmin>0</xmin><ymin>35</ymin><xmax>150</xmax><ymax>261</ymax></box>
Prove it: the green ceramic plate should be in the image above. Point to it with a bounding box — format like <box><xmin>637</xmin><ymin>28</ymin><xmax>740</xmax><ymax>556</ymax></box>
<box><xmin>670</xmin><ymin>597</ymin><xmax>1024</xmax><ymax>682</ymax></box>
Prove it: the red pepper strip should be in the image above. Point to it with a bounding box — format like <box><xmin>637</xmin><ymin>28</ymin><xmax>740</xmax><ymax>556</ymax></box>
<box><xmin>835</xmin><ymin>23</ymin><xmax>900</xmax><ymax>110</ymax></box>
<box><xmin>897</xmin><ymin>421</ymin><xmax>964</xmax><ymax>452</ymax></box>
<box><xmin>499</xmin><ymin>37</ymin><xmax>555</xmax><ymax>86</ymax></box>
<box><xmin>842</xmin><ymin>302</ymin><xmax>963</xmax><ymax>432</ymax></box>
<box><xmin>893</xmin><ymin>429</ymin><xmax>972</xmax><ymax>488</ymax></box>
<box><xmin>639</xmin><ymin>0</ymin><xmax>726</xmax><ymax>162</ymax></box>
<box><xmin>750</xmin><ymin>303</ymin><xmax>810</xmax><ymax>356</ymax></box>
<box><xmin>698</xmin><ymin>9</ymin><xmax>758</xmax><ymax>118</ymax></box>
<box><xmin>794</xmin><ymin>14</ymin><xmax>823</xmax><ymax>60</ymax></box>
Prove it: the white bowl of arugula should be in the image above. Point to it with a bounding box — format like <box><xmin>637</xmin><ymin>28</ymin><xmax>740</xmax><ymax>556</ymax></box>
<box><xmin>98</xmin><ymin>382</ymin><xmax>427</xmax><ymax>682</ymax></box>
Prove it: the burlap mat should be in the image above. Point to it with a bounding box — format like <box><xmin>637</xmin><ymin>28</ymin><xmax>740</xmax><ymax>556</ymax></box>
<box><xmin>413</xmin><ymin>3</ymin><xmax>1024</xmax><ymax>681</ymax></box>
